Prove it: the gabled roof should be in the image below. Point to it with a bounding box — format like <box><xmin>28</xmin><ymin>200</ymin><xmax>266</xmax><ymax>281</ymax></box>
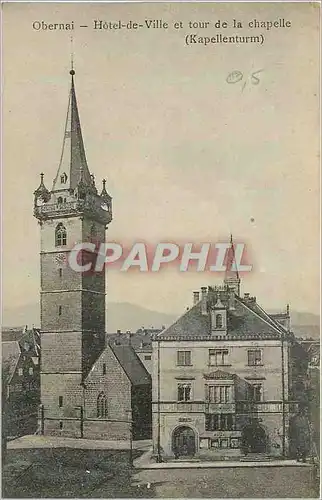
<box><xmin>156</xmin><ymin>291</ymin><xmax>286</xmax><ymax>341</ymax></box>
<box><xmin>2</xmin><ymin>341</ymin><xmax>21</xmax><ymax>384</ymax></box>
<box><xmin>108</xmin><ymin>343</ymin><xmax>151</xmax><ymax>386</ymax></box>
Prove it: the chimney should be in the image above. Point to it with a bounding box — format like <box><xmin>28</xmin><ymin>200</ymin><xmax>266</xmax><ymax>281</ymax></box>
<box><xmin>117</xmin><ymin>329</ymin><xmax>121</xmax><ymax>335</ymax></box>
<box><xmin>193</xmin><ymin>291</ymin><xmax>200</xmax><ymax>305</ymax></box>
<box><xmin>201</xmin><ymin>287</ymin><xmax>208</xmax><ymax>315</ymax></box>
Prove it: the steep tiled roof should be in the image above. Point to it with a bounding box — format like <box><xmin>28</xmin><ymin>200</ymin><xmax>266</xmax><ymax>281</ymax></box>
<box><xmin>2</xmin><ymin>341</ymin><xmax>21</xmax><ymax>383</ymax></box>
<box><xmin>2</xmin><ymin>328</ymin><xmax>40</xmax><ymax>356</ymax></box>
<box><xmin>109</xmin><ymin>343</ymin><xmax>151</xmax><ymax>386</ymax></box>
<box><xmin>108</xmin><ymin>332</ymin><xmax>154</xmax><ymax>352</ymax></box>
<box><xmin>2</xmin><ymin>327</ymin><xmax>26</xmax><ymax>342</ymax></box>
<box><xmin>156</xmin><ymin>302</ymin><xmax>211</xmax><ymax>339</ymax></box>
<box><xmin>156</xmin><ymin>292</ymin><xmax>286</xmax><ymax>341</ymax></box>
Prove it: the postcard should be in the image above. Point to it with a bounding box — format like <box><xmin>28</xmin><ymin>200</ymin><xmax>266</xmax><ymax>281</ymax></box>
<box><xmin>2</xmin><ymin>2</ymin><xmax>320</xmax><ymax>498</ymax></box>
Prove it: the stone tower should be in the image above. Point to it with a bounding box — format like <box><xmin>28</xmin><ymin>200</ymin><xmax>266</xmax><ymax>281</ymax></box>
<box><xmin>33</xmin><ymin>70</ymin><xmax>112</xmax><ymax>434</ymax></box>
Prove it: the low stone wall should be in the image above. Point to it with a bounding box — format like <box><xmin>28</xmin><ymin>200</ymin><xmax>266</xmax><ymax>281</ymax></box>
<box><xmin>83</xmin><ymin>420</ymin><xmax>130</xmax><ymax>440</ymax></box>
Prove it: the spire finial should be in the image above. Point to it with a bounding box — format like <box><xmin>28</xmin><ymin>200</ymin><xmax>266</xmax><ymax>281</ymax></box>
<box><xmin>70</xmin><ymin>35</ymin><xmax>74</xmax><ymax>75</ymax></box>
<box><xmin>102</xmin><ymin>179</ymin><xmax>106</xmax><ymax>188</ymax></box>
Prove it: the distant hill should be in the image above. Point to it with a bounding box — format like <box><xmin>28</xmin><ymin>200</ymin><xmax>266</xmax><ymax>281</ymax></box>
<box><xmin>2</xmin><ymin>301</ymin><xmax>320</xmax><ymax>339</ymax></box>
<box><xmin>2</xmin><ymin>301</ymin><xmax>177</xmax><ymax>334</ymax></box>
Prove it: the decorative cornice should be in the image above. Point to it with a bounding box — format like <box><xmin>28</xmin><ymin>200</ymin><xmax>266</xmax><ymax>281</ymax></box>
<box><xmin>154</xmin><ymin>333</ymin><xmax>281</xmax><ymax>342</ymax></box>
<box><xmin>203</xmin><ymin>370</ymin><xmax>235</xmax><ymax>380</ymax></box>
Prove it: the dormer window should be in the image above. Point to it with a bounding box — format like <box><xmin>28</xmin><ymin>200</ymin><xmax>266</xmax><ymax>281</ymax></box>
<box><xmin>60</xmin><ymin>173</ymin><xmax>68</xmax><ymax>184</ymax></box>
<box><xmin>216</xmin><ymin>314</ymin><xmax>223</xmax><ymax>329</ymax></box>
<box><xmin>57</xmin><ymin>197</ymin><xmax>63</xmax><ymax>204</ymax></box>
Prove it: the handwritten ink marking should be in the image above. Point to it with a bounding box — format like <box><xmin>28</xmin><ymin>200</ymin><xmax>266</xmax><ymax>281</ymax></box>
<box><xmin>226</xmin><ymin>71</ymin><xmax>243</xmax><ymax>84</ymax></box>
<box><xmin>226</xmin><ymin>69</ymin><xmax>264</xmax><ymax>91</ymax></box>
<box><xmin>250</xmin><ymin>69</ymin><xmax>263</xmax><ymax>85</ymax></box>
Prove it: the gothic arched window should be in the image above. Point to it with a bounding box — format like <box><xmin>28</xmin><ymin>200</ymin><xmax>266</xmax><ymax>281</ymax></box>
<box><xmin>55</xmin><ymin>223</ymin><xmax>67</xmax><ymax>247</ymax></box>
<box><xmin>216</xmin><ymin>314</ymin><xmax>223</xmax><ymax>329</ymax></box>
<box><xmin>97</xmin><ymin>392</ymin><xmax>108</xmax><ymax>418</ymax></box>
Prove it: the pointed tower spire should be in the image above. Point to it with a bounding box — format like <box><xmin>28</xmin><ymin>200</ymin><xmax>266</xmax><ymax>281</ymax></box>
<box><xmin>52</xmin><ymin>70</ymin><xmax>92</xmax><ymax>191</ymax></box>
<box><xmin>224</xmin><ymin>234</ymin><xmax>241</xmax><ymax>296</ymax></box>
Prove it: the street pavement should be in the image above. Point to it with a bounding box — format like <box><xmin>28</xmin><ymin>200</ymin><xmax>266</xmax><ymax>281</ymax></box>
<box><xmin>130</xmin><ymin>466</ymin><xmax>318</xmax><ymax>498</ymax></box>
<box><xmin>3</xmin><ymin>437</ymin><xmax>319</xmax><ymax>498</ymax></box>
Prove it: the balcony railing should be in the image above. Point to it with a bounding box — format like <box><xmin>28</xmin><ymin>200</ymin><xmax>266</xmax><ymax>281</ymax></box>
<box><xmin>153</xmin><ymin>402</ymin><xmax>205</xmax><ymax>412</ymax></box>
<box><xmin>153</xmin><ymin>400</ymin><xmax>299</xmax><ymax>414</ymax></box>
<box><xmin>34</xmin><ymin>199</ymin><xmax>112</xmax><ymax>224</ymax></box>
<box><xmin>34</xmin><ymin>200</ymin><xmax>83</xmax><ymax>217</ymax></box>
<box><xmin>236</xmin><ymin>401</ymin><xmax>299</xmax><ymax>413</ymax></box>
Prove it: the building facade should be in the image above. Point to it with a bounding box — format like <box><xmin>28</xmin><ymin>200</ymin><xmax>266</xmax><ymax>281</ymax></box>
<box><xmin>2</xmin><ymin>327</ymin><xmax>41</xmax><ymax>438</ymax></box>
<box><xmin>152</xmin><ymin>272</ymin><xmax>306</xmax><ymax>460</ymax></box>
<box><xmin>33</xmin><ymin>70</ymin><xmax>151</xmax><ymax>440</ymax></box>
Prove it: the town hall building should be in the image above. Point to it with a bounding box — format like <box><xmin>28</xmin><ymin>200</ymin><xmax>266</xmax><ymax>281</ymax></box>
<box><xmin>33</xmin><ymin>70</ymin><xmax>151</xmax><ymax>440</ymax></box>
<box><xmin>152</xmin><ymin>264</ymin><xmax>308</xmax><ymax>460</ymax></box>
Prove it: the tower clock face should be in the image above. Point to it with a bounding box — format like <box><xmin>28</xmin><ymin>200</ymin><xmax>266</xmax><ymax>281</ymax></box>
<box><xmin>101</xmin><ymin>202</ymin><xmax>109</xmax><ymax>212</ymax></box>
<box><xmin>55</xmin><ymin>253</ymin><xmax>66</xmax><ymax>265</ymax></box>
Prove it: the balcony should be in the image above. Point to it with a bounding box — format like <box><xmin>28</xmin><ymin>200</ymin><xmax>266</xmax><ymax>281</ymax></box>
<box><xmin>153</xmin><ymin>400</ymin><xmax>295</xmax><ymax>415</ymax></box>
<box><xmin>206</xmin><ymin>402</ymin><xmax>236</xmax><ymax>413</ymax></box>
<box><xmin>154</xmin><ymin>401</ymin><xmax>235</xmax><ymax>413</ymax></box>
<box><xmin>236</xmin><ymin>401</ymin><xmax>284</xmax><ymax>413</ymax></box>
<box><xmin>35</xmin><ymin>200</ymin><xmax>81</xmax><ymax>217</ymax></box>
<box><xmin>34</xmin><ymin>199</ymin><xmax>112</xmax><ymax>225</ymax></box>
<box><xmin>153</xmin><ymin>401</ymin><xmax>206</xmax><ymax>413</ymax></box>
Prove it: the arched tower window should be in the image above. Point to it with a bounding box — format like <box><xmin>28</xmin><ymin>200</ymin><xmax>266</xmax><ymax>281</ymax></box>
<box><xmin>97</xmin><ymin>392</ymin><xmax>108</xmax><ymax>418</ymax></box>
<box><xmin>216</xmin><ymin>314</ymin><xmax>223</xmax><ymax>329</ymax></box>
<box><xmin>55</xmin><ymin>223</ymin><xmax>67</xmax><ymax>247</ymax></box>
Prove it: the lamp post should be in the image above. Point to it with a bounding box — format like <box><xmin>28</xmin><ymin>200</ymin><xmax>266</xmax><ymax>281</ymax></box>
<box><xmin>127</xmin><ymin>409</ymin><xmax>133</xmax><ymax>467</ymax></box>
<box><xmin>156</xmin><ymin>338</ymin><xmax>162</xmax><ymax>463</ymax></box>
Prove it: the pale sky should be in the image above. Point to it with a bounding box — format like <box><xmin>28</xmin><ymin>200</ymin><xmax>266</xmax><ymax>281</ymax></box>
<box><xmin>2</xmin><ymin>2</ymin><xmax>320</xmax><ymax>317</ymax></box>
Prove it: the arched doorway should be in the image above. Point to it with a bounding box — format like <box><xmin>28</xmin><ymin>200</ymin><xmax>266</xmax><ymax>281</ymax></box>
<box><xmin>241</xmin><ymin>422</ymin><xmax>267</xmax><ymax>454</ymax></box>
<box><xmin>172</xmin><ymin>426</ymin><xmax>196</xmax><ymax>458</ymax></box>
